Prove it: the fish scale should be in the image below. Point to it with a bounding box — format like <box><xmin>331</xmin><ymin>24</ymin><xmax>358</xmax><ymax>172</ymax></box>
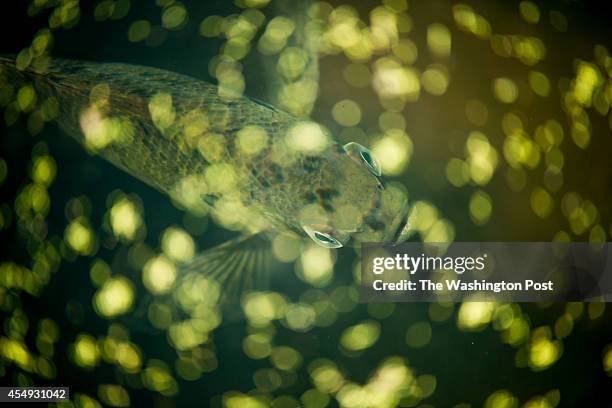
<box><xmin>2</xmin><ymin>57</ymin><xmax>300</xmax><ymax>214</ymax></box>
<box><xmin>1</xmin><ymin>54</ymin><xmax>408</xmax><ymax>248</ymax></box>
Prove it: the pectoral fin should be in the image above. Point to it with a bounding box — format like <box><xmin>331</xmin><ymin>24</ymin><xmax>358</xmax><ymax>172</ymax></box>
<box><xmin>178</xmin><ymin>233</ymin><xmax>274</xmax><ymax>303</ymax></box>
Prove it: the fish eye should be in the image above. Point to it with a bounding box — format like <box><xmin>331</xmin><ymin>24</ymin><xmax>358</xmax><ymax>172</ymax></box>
<box><xmin>343</xmin><ymin>142</ymin><xmax>382</xmax><ymax>176</ymax></box>
<box><xmin>359</xmin><ymin>149</ymin><xmax>381</xmax><ymax>176</ymax></box>
<box><xmin>312</xmin><ymin>231</ymin><xmax>343</xmax><ymax>248</ymax></box>
<box><xmin>301</xmin><ymin>224</ymin><xmax>344</xmax><ymax>248</ymax></box>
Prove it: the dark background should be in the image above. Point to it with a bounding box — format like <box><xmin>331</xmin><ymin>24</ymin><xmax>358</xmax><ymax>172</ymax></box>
<box><xmin>1</xmin><ymin>0</ymin><xmax>612</xmax><ymax>407</ymax></box>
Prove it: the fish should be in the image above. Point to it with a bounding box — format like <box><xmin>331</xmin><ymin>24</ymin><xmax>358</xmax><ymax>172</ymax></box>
<box><xmin>0</xmin><ymin>55</ymin><xmax>411</xmax><ymax>293</ymax></box>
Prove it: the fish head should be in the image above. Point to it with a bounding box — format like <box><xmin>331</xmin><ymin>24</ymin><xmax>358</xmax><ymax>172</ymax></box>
<box><xmin>297</xmin><ymin>141</ymin><xmax>411</xmax><ymax>248</ymax></box>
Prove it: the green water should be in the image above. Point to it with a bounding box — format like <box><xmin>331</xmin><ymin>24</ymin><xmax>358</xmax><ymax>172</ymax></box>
<box><xmin>1</xmin><ymin>0</ymin><xmax>612</xmax><ymax>406</ymax></box>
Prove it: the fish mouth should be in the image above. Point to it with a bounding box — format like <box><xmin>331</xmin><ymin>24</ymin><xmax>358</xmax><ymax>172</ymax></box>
<box><xmin>390</xmin><ymin>211</ymin><xmax>411</xmax><ymax>244</ymax></box>
<box><xmin>385</xmin><ymin>201</ymin><xmax>411</xmax><ymax>244</ymax></box>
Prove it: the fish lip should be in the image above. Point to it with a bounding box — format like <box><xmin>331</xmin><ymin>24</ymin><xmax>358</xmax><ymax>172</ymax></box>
<box><xmin>390</xmin><ymin>211</ymin><xmax>408</xmax><ymax>244</ymax></box>
<box><xmin>384</xmin><ymin>200</ymin><xmax>410</xmax><ymax>244</ymax></box>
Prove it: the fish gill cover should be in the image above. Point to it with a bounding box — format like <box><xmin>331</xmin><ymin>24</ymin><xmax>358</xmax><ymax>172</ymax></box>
<box><xmin>0</xmin><ymin>0</ymin><xmax>611</xmax><ymax>407</ymax></box>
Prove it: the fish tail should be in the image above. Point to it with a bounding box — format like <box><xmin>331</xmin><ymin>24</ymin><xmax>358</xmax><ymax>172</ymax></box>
<box><xmin>0</xmin><ymin>55</ymin><xmax>27</xmax><ymax>85</ymax></box>
<box><xmin>0</xmin><ymin>54</ymin><xmax>56</xmax><ymax>100</ymax></box>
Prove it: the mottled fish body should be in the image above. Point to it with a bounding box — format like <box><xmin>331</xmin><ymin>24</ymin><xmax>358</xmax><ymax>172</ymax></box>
<box><xmin>0</xmin><ymin>56</ymin><xmax>410</xmax><ymax>250</ymax></box>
